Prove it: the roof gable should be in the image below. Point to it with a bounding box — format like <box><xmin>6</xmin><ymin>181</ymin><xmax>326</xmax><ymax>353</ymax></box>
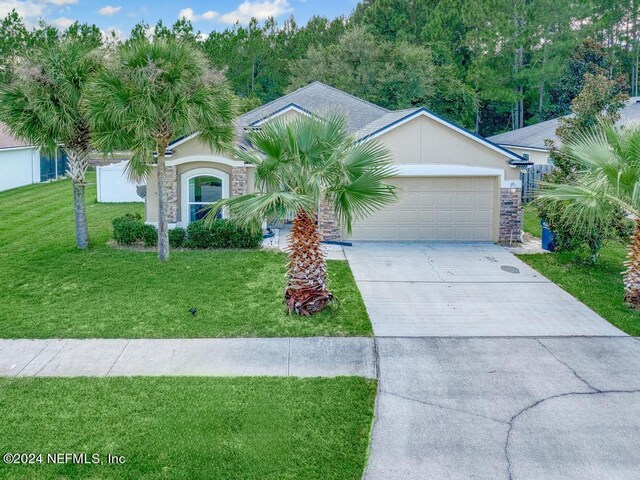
<box><xmin>238</xmin><ymin>82</ymin><xmax>388</xmax><ymax>134</ymax></box>
<box><xmin>358</xmin><ymin>108</ymin><xmax>528</xmax><ymax>164</ymax></box>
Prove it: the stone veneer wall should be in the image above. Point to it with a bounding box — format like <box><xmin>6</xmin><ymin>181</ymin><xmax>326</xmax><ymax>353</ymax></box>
<box><xmin>166</xmin><ymin>166</ymin><xmax>178</xmax><ymax>223</ymax></box>
<box><xmin>231</xmin><ymin>166</ymin><xmax>248</xmax><ymax>197</ymax></box>
<box><xmin>498</xmin><ymin>187</ymin><xmax>523</xmax><ymax>244</ymax></box>
<box><xmin>318</xmin><ymin>201</ymin><xmax>341</xmax><ymax>241</ymax></box>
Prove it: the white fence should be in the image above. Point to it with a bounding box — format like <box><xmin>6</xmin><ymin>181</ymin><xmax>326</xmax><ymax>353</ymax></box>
<box><xmin>96</xmin><ymin>161</ymin><xmax>144</xmax><ymax>203</ymax></box>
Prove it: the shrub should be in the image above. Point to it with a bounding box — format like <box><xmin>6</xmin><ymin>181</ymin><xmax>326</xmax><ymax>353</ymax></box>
<box><xmin>139</xmin><ymin>224</ymin><xmax>158</xmax><ymax>247</ymax></box>
<box><xmin>112</xmin><ymin>213</ymin><xmax>158</xmax><ymax>247</ymax></box>
<box><xmin>169</xmin><ymin>227</ymin><xmax>187</xmax><ymax>248</ymax></box>
<box><xmin>536</xmin><ymin>193</ymin><xmax>633</xmax><ymax>262</ymax></box>
<box><xmin>112</xmin><ymin>213</ymin><xmax>145</xmax><ymax>245</ymax></box>
<box><xmin>186</xmin><ymin>219</ymin><xmax>262</xmax><ymax>249</ymax></box>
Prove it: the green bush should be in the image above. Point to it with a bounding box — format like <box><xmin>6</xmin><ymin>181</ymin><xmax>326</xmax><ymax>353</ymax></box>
<box><xmin>139</xmin><ymin>224</ymin><xmax>158</xmax><ymax>247</ymax></box>
<box><xmin>112</xmin><ymin>213</ymin><xmax>158</xmax><ymax>247</ymax></box>
<box><xmin>186</xmin><ymin>219</ymin><xmax>262</xmax><ymax>249</ymax></box>
<box><xmin>112</xmin><ymin>213</ymin><xmax>146</xmax><ymax>245</ymax></box>
<box><xmin>536</xmin><ymin>194</ymin><xmax>633</xmax><ymax>261</ymax></box>
<box><xmin>169</xmin><ymin>227</ymin><xmax>187</xmax><ymax>248</ymax></box>
<box><xmin>113</xmin><ymin>216</ymin><xmax>261</xmax><ymax>250</ymax></box>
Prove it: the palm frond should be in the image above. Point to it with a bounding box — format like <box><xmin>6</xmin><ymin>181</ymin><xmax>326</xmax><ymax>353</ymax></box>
<box><xmin>204</xmin><ymin>192</ymin><xmax>316</xmax><ymax>227</ymax></box>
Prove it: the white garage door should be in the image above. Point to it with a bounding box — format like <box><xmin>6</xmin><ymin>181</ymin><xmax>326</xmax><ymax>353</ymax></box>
<box><xmin>350</xmin><ymin>176</ymin><xmax>497</xmax><ymax>241</ymax></box>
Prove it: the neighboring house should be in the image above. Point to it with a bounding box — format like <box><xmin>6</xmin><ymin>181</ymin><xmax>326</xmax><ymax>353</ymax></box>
<box><xmin>488</xmin><ymin>96</ymin><xmax>640</xmax><ymax>165</ymax></box>
<box><xmin>0</xmin><ymin>122</ymin><xmax>67</xmax><ymax>192</ymax></box>
<box><xmin>142</xmin><ymin>82</ymin><xmax>531</xmax><ymax>243</ymax></box>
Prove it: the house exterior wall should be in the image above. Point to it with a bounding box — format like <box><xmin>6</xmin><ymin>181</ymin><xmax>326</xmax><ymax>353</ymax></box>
<box><xmin>378</xmin><ymin>115</ymin><xmax>521</xmax><ymax>180</ymax></box>
<box><xmin>319</xmin><ymin>115</ymin><xmax>524</xmax><ymax>242</ymax></box>
<box><xmin>144</xmin><ymin>113</ymin><xmax>523</xmax><ymax>242</ymax></box>
<box><xmin>145</xmin><ymin>161</ymin><xmax>235</xmax><ymax>225</ymax></box>
<box><xmin>0</xmin><ymin>147</ymin><xmax>39</xmax><ymax>192</ymax></box>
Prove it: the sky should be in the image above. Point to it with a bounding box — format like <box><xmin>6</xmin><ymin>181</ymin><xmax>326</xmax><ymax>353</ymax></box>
<box><xmin>0</xmin><ymin>0</ymin><xmax>358</xmax><ymax>37</ymax></box>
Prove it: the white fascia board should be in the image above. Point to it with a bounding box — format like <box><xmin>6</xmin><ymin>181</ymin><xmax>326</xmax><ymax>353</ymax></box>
<box><xmin>250</xmin><ymin>104</ymin><xmax>311</xmax><ymax>127</ymax></box>
<box><xmin>167</xmin><ymin>132</ymin><xmax>201</xmax><ymax>150</ymax></box>
<box><xmin>393</xmin><ymin>164</ymin><xmax>521</xmax><ymax>188</ymax></box>
<box><xmin>361</xmin><ymin>109</ymin><xmax>525</xmax><ymax>163</ymax></box>
<box><xmin>499</xmin><ymin>143</ymin><xmax>550</xmax><ymax>153</ymax></box>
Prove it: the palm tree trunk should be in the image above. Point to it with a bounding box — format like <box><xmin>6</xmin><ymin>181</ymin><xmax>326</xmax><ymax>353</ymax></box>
<box><xmin>156</xmin><ymin>152</ymin><xmax>169</xmax><ymax>262</ymax></box>
<box><xmin>72</xmin><ymin>182</ymin><xmax>89</xmax><ymax>249</ymax></box>
<box><xmin>66</xmin><ymin>149</ymin><xmax>89</xmax><ymax>249</ymax></box>
<box><xmin>285</xmin><ymin>209</ymin><xmax>333</xmax><ymax>315</ymax></box>
<box><xmin>624</xmin><ymin>219</ymin><xmax>640</xmax><ymax>307</ymax></box>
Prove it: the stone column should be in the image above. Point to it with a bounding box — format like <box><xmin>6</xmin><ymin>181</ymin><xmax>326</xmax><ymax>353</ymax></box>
<box><xmin>499</xmin><ymin>187</ymin><xmax>523</xmax><ymax>244</ymax></box>
<box><xmin>231</xmin><ymin>166</ymin><xmax>247</xmax><ymax>197</ymax></box>
<box><xmin>165</xmin><ymin>166</ymin><xmax>178</xmax><ymax>223</ymax></box>
<box><xmin>318</xmin><ymin>201</ymin><xmax>341</xmax><ymax>241</ymax></box>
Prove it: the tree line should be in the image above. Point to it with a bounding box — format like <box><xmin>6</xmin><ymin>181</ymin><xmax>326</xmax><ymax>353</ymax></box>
<box><xmin>1</xmin><ymin>0</ymin><xmax>640</xmax><ymax>137</ymax></box>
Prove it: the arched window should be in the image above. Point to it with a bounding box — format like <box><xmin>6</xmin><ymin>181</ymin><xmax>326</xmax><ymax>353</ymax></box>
<box><xmin>187</xmin><ymin>175</ymin><xmax>223</xmax><ymax>222</ymax></box>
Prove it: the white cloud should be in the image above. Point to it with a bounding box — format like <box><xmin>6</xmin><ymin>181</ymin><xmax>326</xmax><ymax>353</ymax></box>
<box><xmin>42</xmin><ymin>0</ymin><xmax>78</xmax><ymax>5</ymax></box>
<box><xmin>102</xmin><ymin>25</ymin><xmax>125</xmax><ymax>43</ymax></box>
<box><xmin>52</xmin><ymin>16</ymin><xmax>74</xmax><ymax>28</ymax></box>
<box><xmin>220</xmin><ymin>0</ymin><xmax>292</xmax><ymax>24</ymax></box>
<box><xmin>178</xmin><ymin>7</ymin><xmax>195</xmax><ymax>21</ymax></box>
<box><xmin>0</xmin><ymin>1</ymin><xmax>45</xmax><ymax>19</ymax></box>
<box><xmin>178</xmin><ymin>7</ymin><xmax>219</xmax><ymax>22</ymax></box>
<box><xmin>98</xmin><ymin>5</ymin><xmax>122</xmax><ymax>16</ymax></box>
<box><xmin>0</xmin><ymin>0</ymin><xmax>78</xmax><ymax>27</ymax></box>
<box><xmin>201</xmin><ymin>10</ymin><xmax>218</xmax><ymax>20</ymax></box>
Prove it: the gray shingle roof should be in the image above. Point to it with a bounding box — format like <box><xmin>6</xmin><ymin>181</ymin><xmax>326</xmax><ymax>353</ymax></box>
<box><xmin>237</xmin><ymin>81</ymin><xmax>389</xmax><ymax>134</ymax></box>
<box><xmin>488</xmin><ymin>97</ymin><xmax>640</xmax><ymax>150</ymax></box>
<box><xmin>0</xmin><ymin>122</ymin><xmax>31</xmax><ymax>149</ymax></box>
<box><xmin>354</xmin><ymin>108</ymin><xmax>420</xmax><ymax>139</ymax></box>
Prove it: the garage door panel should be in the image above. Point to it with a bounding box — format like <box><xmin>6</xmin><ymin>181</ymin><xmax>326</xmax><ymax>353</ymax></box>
<box><xmin>351</xmin><ymin>176</ymin><xmax>497</xmax><ymax>241</ymax></box>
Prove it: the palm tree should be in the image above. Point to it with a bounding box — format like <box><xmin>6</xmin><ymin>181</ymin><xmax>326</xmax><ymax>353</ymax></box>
<box><xmin>208</xmin><ymin>114</ymin><xmax>397</xmax><ymax>315</ymax></box>
<box><xmin>86</xmin><ymin>37</ymin><xmax>235</xmax><ymax>261</ymax></box>
<box><xmin>0</xmin><ymin>38</ymin><xmax>102</xmax><ymax>249</ymax></box>
<box><xmin>538</xmin><ymin>122</ymin><xmax>640</xmax><ymax>307</ymax></box>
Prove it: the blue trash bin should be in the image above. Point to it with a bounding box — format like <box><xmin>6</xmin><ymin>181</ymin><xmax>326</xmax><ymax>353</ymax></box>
<box><xmin>541</xmin><ymin>220</ymin><xmax>556</xmax><ymax>251</ymax></box>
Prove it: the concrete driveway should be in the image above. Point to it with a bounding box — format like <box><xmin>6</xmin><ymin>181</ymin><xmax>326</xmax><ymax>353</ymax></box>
<box><xmin>344</xmin><ymin>242</ymin><xmax>624</xmax><ymax>337</ymax></box>
<box><xmin>343</xmin><ymin>242</ymin><xmax>639</xmax><ymax>479</ymax></box>
<box><xmin>366</xmin><ymin>337</ymin><xmax>640</xmax><ymax>480</ymax></box>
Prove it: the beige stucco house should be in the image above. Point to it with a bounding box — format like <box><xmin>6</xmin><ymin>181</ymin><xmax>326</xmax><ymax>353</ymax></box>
<box><xmin>144</xmin><ymin>82</ymin><xmax>531</xmax><ymax>243</ymax></box>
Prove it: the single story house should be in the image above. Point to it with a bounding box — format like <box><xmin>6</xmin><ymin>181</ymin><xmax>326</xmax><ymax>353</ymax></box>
<box><xmin>144</xmin><ymin>82</ymin><xmax>531</xmax><ymax>243</ymax></box>
<box><xmin>0</xmin><ymin>122</ymin><xmax>67</xmax><ymax>192</ymax></box>
<box><xmin>488</xmin><ymin>96</ymin><xmax>640</xmax><ymax>165</ymax></box>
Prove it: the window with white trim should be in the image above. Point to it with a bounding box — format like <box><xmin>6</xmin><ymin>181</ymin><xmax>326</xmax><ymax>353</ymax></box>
<box><xmin>188</xmin><ymin>175</ymin><xmax>223</xmax><ymax>222</ymax></box>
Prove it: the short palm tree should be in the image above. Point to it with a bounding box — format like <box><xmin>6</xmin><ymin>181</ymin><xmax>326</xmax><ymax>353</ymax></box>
<box><xmin>538</xmin><ymin>122</ymin><xmax>640</xmax><ymax>307</ymax></box>
<box><xmin>86</xmin><ymin>37</ymin><xmax>235</xmax><ymax>261</ymax></box>
<box><xmin>0</xmin><ymin>38</ymin><xmax>102</xmax><ymax>249</ymax></box>
<box><xmin>208</xmin><ymin>114</ymin><xmax>397</xmax><ymax>315</ymax></box>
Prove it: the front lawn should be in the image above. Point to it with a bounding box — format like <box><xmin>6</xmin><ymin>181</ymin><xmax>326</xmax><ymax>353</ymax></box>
<box><xmin>0</xmin><ymin>173</ymin><xmax>371</xmax><ymax>338</ymax></box>
<box><xmin>517</xmin><ymin>204</ymin><xmax>640</xmax><ymax>335</ymax></box>
<box><xmin>0</xmin><ymin>376</ymin><xmax>376</xmax><ymax>480</ymax></box>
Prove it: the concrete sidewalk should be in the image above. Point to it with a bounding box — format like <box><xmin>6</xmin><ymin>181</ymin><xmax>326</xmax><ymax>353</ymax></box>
<box><xmin>0</xmin><ymin>337</ymin><xmax>376</xmax><ymax>378</ymax></box>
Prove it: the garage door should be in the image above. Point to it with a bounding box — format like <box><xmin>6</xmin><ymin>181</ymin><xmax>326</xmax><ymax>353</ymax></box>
<box><xmin>350</xmin><ymin>177</ymin><xmax>497</xmax><ymax>241</ymax></box>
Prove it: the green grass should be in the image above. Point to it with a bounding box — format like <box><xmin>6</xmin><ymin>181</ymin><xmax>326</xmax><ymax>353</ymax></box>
<box><xmin>0</xmin><ymin>376</ymin><xmax>376</xmax><ymax>480</ymax></box>
<box><xmin>518</xmin><ymin>204</ymin><xmax>640</xmax><ymax>335</ymax></box>
<box><xmin>522</xmin><ymin>203</ymin><xmax>542</xmax><ymax>237</ymax></box>
<box><xmin>0</xmin><ymin>173</ymin><xmax>371</xmax><ymax>338</ymax></box>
